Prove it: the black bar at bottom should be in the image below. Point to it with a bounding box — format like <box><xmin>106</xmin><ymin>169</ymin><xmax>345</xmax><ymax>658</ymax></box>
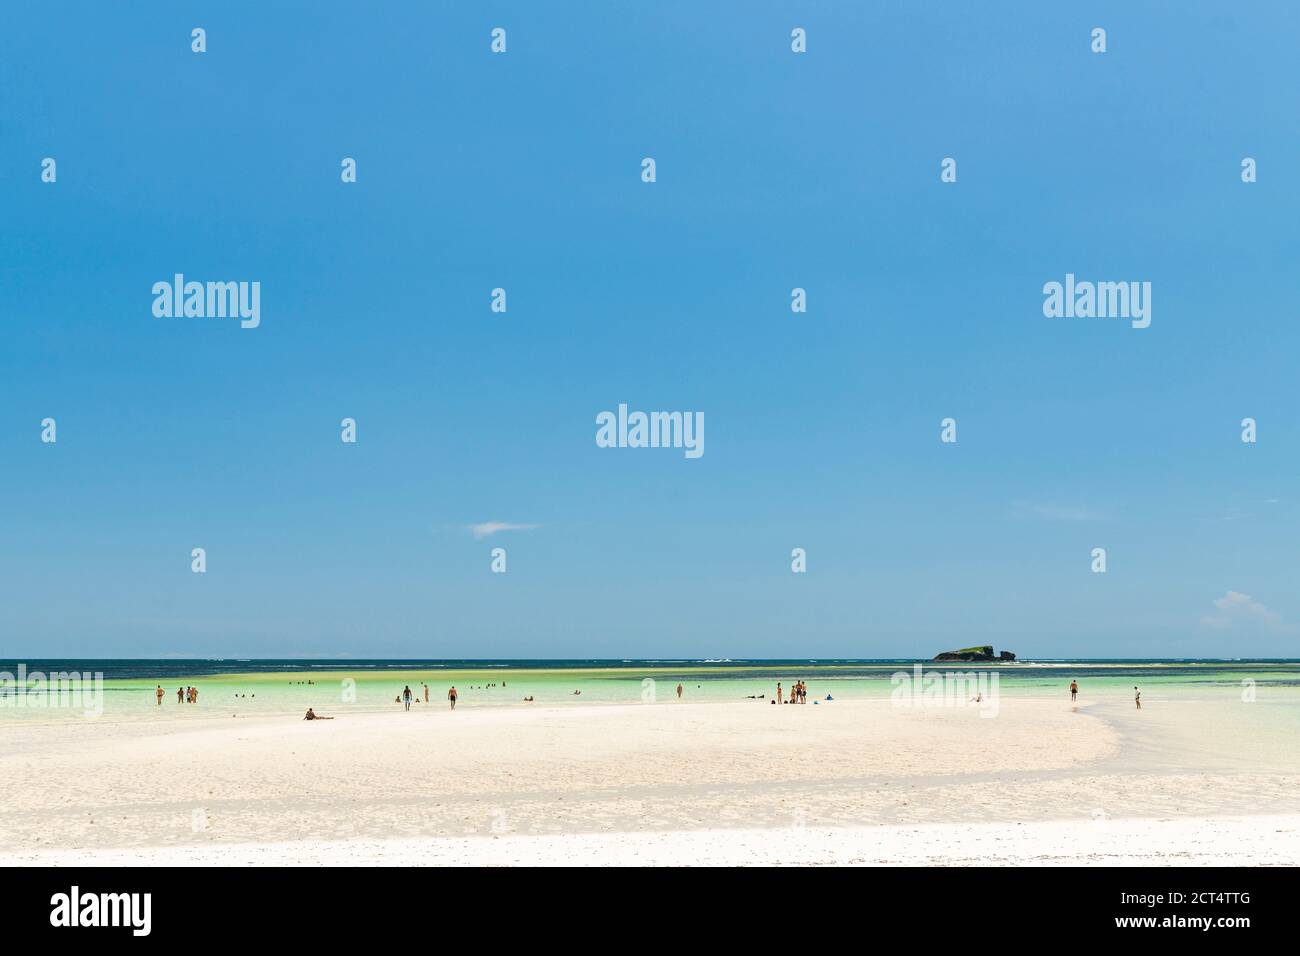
<box><xmin>0</xmin><ymin>865</ymin><xmax>1280</xmax><ymax>942</ymax></box>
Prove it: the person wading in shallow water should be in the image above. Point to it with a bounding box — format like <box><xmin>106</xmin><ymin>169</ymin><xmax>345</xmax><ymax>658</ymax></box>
<box><xmin>448</xmin><ymin>686</ymin><xmax>458</xmax><ymax>710</ymax></box>
<box><xmin>1070</xmin><ymin>680</ymin><xmax>1078</xmax><ymax>702</ymax></box>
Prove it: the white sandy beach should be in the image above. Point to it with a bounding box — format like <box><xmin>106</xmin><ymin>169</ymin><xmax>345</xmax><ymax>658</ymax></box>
<box><xmin>3</xmin><ymin>696</ymin><xmax>1297</xmax><ymax>865</ymax></box>
<box><xmin>9</xmin><ymin>816</ymin><xmax>1299</xmax><ymax>867</ymax></box>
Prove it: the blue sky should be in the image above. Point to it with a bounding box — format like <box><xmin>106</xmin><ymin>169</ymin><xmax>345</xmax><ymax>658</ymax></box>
<box><xmin>2</xmin><ymin>2</ymin><xmax>1297</xmax><ymax>658</ymax></box>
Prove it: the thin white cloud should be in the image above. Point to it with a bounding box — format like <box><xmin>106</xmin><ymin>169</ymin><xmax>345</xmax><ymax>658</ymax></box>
<box><xmin>469</xmin><ymin>521</ymin><xmax>539</xmax><ymax>539</ymax></box>
<box><xmin>1200</xmin><ymin>590</ymin><xmax>1282</xmax><ymax>630</ymax></box>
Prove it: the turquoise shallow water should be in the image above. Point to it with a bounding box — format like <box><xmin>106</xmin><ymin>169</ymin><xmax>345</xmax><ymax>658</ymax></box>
<box><xmin>3</xmin><ymin>658</ymin><xmax>1300</xmax><ymax>723</ymax></box>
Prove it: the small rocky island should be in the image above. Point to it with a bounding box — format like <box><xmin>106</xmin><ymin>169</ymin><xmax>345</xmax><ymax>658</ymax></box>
<box><xmin>932</xmin><ymin>645</ymin><xmax>1016</xmax><ymax>662</ymax></box>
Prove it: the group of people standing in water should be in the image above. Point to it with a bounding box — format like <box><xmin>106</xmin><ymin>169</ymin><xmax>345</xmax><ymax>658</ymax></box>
<box><xmin>154</xmin><ymin>684</ymin><xmax>198</xmax><ymax>704</ymax></box>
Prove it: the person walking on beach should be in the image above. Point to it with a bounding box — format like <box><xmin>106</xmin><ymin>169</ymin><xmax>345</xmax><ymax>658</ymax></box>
<box><xmin>676</xmin><ymin>683</ymin><xmax>683</xmax><ymax>699</ymax></box>
<box><xmin>1070</xmin><ymin>680</ymin><xmax>1078</xmax><ymax>702</ymax></box>
<box><xmin>423</xmin><ymin>683</ymin><xmax>429</xmax><ymax>703</ymax></box>
<box><xmin>402</xmin><ymin>685</ymin><xmax>413</xmax><ymax>711</ymax></box>
<box><xmin>1134</xmin><ymin>686</ymin><xmax>1141</xmax><ymax>709</ymax></box>
<box><xmin>448</xmin><ymin>686</ymin><xmax>458</xmax><ymax>710</ymax></box>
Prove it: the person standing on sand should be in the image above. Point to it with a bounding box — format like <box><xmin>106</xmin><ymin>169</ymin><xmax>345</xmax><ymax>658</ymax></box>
<box><xmin>177</xmin><ymin>686</ymin><xmax>183</xmax><ymax>703</ymax></box>
<box><xmin>423</xmin><ymin>683</ymin><xmax>429</xmax><ymax>703</ymax></box>
<box><xmin>776</xmin><ymin>682</ymin><xmax>783</xmax><ymax>704</ymax></box>
<box><xmin>448</xmin><ymin>686</ymin><xmax>458</xmax><ymax>710</ymax></box>
<box><xmin>677</xmin><ymin>683</ymin><xmax>683</xmax><ymax>699</ymax></box>
<box><xmin>155</xmin><ymin>685</ymin><xmax>163</xmax><ymax>705</ymax></box>
<box><xmin>1070</xmin><ymin>680</ymin><xmax>1078</xmax><ymax>702</ymax></box>
<box><xmin>402</xmin><ymin>685</ymin><xmax>412</xmax><ymax>711</ymax></box>
<box><xmin>1134</xmin><ymin>686</ymin><xmax>1141</xmax><ymax>709</ymax></box>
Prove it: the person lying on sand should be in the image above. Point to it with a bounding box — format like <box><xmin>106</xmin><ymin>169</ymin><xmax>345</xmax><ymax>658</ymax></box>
<box><xmin>303</xmin><ymin>708</ymin><xmax>333</xmax><ymax>720</ymax></box>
